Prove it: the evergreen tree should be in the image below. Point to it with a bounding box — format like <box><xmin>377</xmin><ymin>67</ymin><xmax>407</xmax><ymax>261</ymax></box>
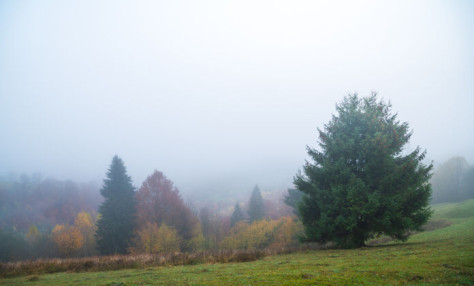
<box><xmin>230</xmin><ymin>202</ymin><xmax>244</xmax><ymax>227</ymax></box>
<box><xmin>248</xmin><ymin>186</ymin><xmax>265</xmax><ymax>223</ymax></box>
<box><xmin>284</xmin><ymin>188</ymin><xmax>303</xmax><ymax>216</ymax></box>
<box><xmin>294</xmin><ymin>94</ymin><xmax>433</xmax><ymax>248</ymax></box>
<box><xmin>95</xmin><ymin>155</ymin><xmax>136</xmax><ymax>254</ymax></box>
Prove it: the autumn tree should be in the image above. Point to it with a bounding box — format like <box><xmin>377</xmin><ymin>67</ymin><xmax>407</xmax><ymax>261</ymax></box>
<box><xmin>248</xmin><ymin>186</ymin><xmax>265</xmax><ymax>223</ymax></box>
<box><xmin>230</xmin><ymin>203</ymin><xmax>244</xmax><ymax>227</ymax></box>
<box><xmin>52</xmin><ymin>224</ymin><xmax>84</xmax><ymax>257</ymax></box>
<box><xmin>132</xmin><ymin>222</ymin><xmax>180</xmax><ymax>254</ymax></box>
<box><xmin>221</xmin><ymin>217</ymin><xmax>301</xmax><ymax>250</ymax></box>
<box><xmin>271</xmin><ymin>217</ymin><xmax>302</xmax><ymax>249</ymax></box>
<box><xmin>74</xmin><ymin>211</ymin><xmax>97</xmax><ymax>256</ymax></box>
<box><xmin>135</xmin><ymin>170</ymin><xmax>198</xmax><ymax>251</ymax></box>
<box><xmin>0</xmin><ymin>175</ymin><xmax>100</xmax><ymax>234</ymax></box>
<box><xmin>294</xmin><ymin>94</ymin><xmax>433</xmax><ymax>248</ymax></box>
<box><xmin>95</xmin><ymin>156</ymin><xmax>136</xmax><ymax>255</ymax></box>
<box><xmin>189</xmin><ymin>222</ymin><xmax>206</xmax><ymax>251</ymax></box>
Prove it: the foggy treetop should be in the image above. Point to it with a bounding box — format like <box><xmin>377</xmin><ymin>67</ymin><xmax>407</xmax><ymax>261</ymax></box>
<box><xmin>0</xmin><ymin>1</ymin><xmax>473</xmax><ymax>195</ymax></box>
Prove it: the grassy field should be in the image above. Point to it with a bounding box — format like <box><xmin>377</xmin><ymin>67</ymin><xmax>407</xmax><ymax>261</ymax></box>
<box><xmin>2</xmin><ymin>200</ymin><xmax>473</xmax><ymax>285</ymax></box>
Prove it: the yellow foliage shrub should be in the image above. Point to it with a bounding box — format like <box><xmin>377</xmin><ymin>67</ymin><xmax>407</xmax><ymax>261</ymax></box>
<box><xmin>133</xmin><ymin>222</ymin><xmax>181</xmax><ymax>254</ymax></box>
<box><xmin>188</xmin><ymin>222</ymin><xmax>206</xmax><ymax>252</ymax></box>
<box><xmin>220</xmin><ymin>217</ymin><xmax>302</xmax><ymax>250</ymax></box>
<box><xmin>52</xmin><ymin>224</ymin><xmax>84</xmax><ymax>257</ymax></box>
<box><xmin>74</xmin><ymin>211</ymin><xmax>97</xmax><ymax>256</ymax></box>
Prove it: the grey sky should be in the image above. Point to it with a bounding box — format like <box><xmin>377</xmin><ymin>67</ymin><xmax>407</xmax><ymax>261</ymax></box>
<box><xmin>1</xmin><ymin>0</ymin><xmax>473</xmax><ymax>195</ymax></box>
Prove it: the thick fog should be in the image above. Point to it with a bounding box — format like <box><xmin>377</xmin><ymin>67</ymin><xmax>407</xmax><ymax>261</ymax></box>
<box><xmin>1</xmin><ymin>0</ymin><xmax>473</xmax><ymax>196</ymax></box>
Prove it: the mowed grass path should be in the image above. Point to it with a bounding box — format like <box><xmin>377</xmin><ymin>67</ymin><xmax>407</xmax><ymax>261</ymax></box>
<box><xmin>3</xmin><ymin>201</ymin><xmax>474</xmax><ymax>285</ymax></box>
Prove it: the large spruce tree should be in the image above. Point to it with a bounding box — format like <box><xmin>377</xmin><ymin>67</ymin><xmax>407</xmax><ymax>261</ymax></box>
<box><xmin>294</xmin><ymin>94</ymin><xmax>433</xmax><ymax>248</ymax></box>
<box><xmin>96</xmin><ymin>155</ymin><xmax>136</xmax><ymax>254</ymax></box>
<box><xmin>248</xmin><ymin>185</ymin><xmax>265</xmax><ymax>223</ymax></box>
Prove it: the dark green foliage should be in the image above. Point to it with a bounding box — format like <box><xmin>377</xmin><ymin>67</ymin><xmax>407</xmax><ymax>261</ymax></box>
<box><xmin>96</xmin><ymin>156</ymin><xmax>136</xmax><ymax>255</ymax></box>
<box><xmin>0</xmin><ymin>229</ymin><xmax>28</xmax><ymax>262</ymax></box>
<box><xmin>32</xmin><ymin>234</ymin><xmax>56</xmax><ymax>259</ymax></box>
<box><xmin>247</xmin><ymin>186</ymin><xmax>265</xmax><ymax>223</ymax></box>
<box><xmin>284</xmin><ymin>188</ymin><xmax>303</xmax><ymax>216</ymax></box>
<box><xmin>230</xmin><ymin>203</ymin><xmax>244</xmax><ymax>227</ymax></box>
<box><xmin>294</xmin><ymin>94</ymin><xmax>433</xmax><ymax>248</ymax></box>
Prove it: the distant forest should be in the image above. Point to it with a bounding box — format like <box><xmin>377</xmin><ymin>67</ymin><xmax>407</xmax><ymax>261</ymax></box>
<box><xmin>0</xmin><ymin>155</ymin><xmax>472</xmax><ymax>261</ymax></box>
<box><xmin>0</xmin><ymin>169</ymin><xmax>294</xmax><ymax>261</ymax></box>
<box><xmin>430</xmin><ymin>156</ymin><xmax>474</xmax><ymax>203</ymax></box>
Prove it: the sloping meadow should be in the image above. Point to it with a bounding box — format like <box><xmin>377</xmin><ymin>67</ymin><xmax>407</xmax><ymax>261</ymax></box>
<box><xmin>1</xmin><ymin>200</ymin><xmax>473</xmax><ymax>285</ymax></box>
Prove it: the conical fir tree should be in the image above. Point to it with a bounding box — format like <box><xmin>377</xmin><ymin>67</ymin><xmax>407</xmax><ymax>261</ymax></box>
<box><xmin>230</xmin><ymin>203</ymin><xmax>244</xmax><ymax>227</ymax></box>
<box><xmin>95</xmin><ymin>155</ymin><xmax>136</xmax><ymax>254</ymax></box>
<box><xmin>294</xmin><ymin>94</ymin><xmax>433</xmax><ymax>248</ymax></box>
<box><xmin>248</xmin><ymin>185</ymin><xmax>265</xmax><ymax>223</ymax></box>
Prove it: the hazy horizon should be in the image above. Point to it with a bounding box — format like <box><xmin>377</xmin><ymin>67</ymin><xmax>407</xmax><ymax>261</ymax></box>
<box><xmin>1</xmin><ymin>0</ymin><xmax>473</xmax><ymax>196</ymax></box>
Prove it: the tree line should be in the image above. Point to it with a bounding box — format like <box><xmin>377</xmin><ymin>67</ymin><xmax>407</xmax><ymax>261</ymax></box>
<box><xmin>2</xmin><ymin>93</ymin><xmax>471</xmax><ymax>260</ymax></box>
<box><xmin>94</xmin><ymin>93</ymin><xmax>441</xmax><ymax>251</ymax></box>
<box><xmin>0</xmin><ymin>163</ymin><xmax>296</xmax><ymax>261</ymax></box>
<box><xmin>430</xmin><ymin>156</ymin><xmax>474</xmax><ymax>203</ymax></box>
<box><xmin>95</xmin><ymin>158</ymin><xmax>298</xmax><ymax>255</ymax></box>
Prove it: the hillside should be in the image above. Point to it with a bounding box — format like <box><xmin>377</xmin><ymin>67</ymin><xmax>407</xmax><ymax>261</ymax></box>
<box><xmin>2</xmin><ymin>200</ymin><xmax>473</xmax><ymax>285</ymax></box>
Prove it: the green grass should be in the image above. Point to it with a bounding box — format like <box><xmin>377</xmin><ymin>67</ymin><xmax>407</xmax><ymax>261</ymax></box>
<box><xmin>2</xmin><ymin>200</ymin><xmax>473</xmax><ymax>285</ymax></box>
<box><xmin>430</xmin><ymin>199</ymin><xmax>474</xmax><ymax>220</ymax></box>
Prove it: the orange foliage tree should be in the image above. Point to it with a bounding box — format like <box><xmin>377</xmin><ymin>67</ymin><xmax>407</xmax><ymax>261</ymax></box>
<box><xmin>74</xmin><ymin>211</ymin><xmax>97</xmax><ymax>256</ymax></box>
<box><xmin>51</xmin><ymin>224</ymin><xmax>84</xmax><ymax>257</ymax></box>
<box><xmin>270</xmin><ymin>216</ymin><xmax>302</xmax><ymax>249</ymax></box>
<box><xmin>135</xmin><ymin>170</ymin><xmax>198</xmax><ymax>251</ymax></box>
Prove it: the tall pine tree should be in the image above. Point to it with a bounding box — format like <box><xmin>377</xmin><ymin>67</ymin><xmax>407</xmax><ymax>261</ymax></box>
<box><xmin>294</xmin><ymin>94</ymin><xmax>433</xmax><ymax>248</ymax></box>
<box><xmin>248</xmin><ymin>186</ymin><xmax>265</xmax><ymax>223</ymax></box>
<box><xmin>95</xmin><ymin>155</ymin><xmax>136</xmax><ymax>254</ymax></box>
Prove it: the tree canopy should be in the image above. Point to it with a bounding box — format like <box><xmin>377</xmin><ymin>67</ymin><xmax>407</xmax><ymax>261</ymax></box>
<box><xmin>95</xmin><ymin>155</ymin><xmax>136</xmax><ymax>254</ymax></box>
<box><xmin>294</xmin><ymin>94</ymin><xmax>433</xmax><ymax>248</ymax></box>
<box><xmin>134</xmin><ymin>170</ymin><xmax>198</xmax><ymax>251</ymax></box>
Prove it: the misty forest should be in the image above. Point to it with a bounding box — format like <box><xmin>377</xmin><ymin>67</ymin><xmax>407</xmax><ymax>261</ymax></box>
<box><xmin>1</xmin><ymin>1</ymin><xmax>473</xmax><ymax>285</ymax></box>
